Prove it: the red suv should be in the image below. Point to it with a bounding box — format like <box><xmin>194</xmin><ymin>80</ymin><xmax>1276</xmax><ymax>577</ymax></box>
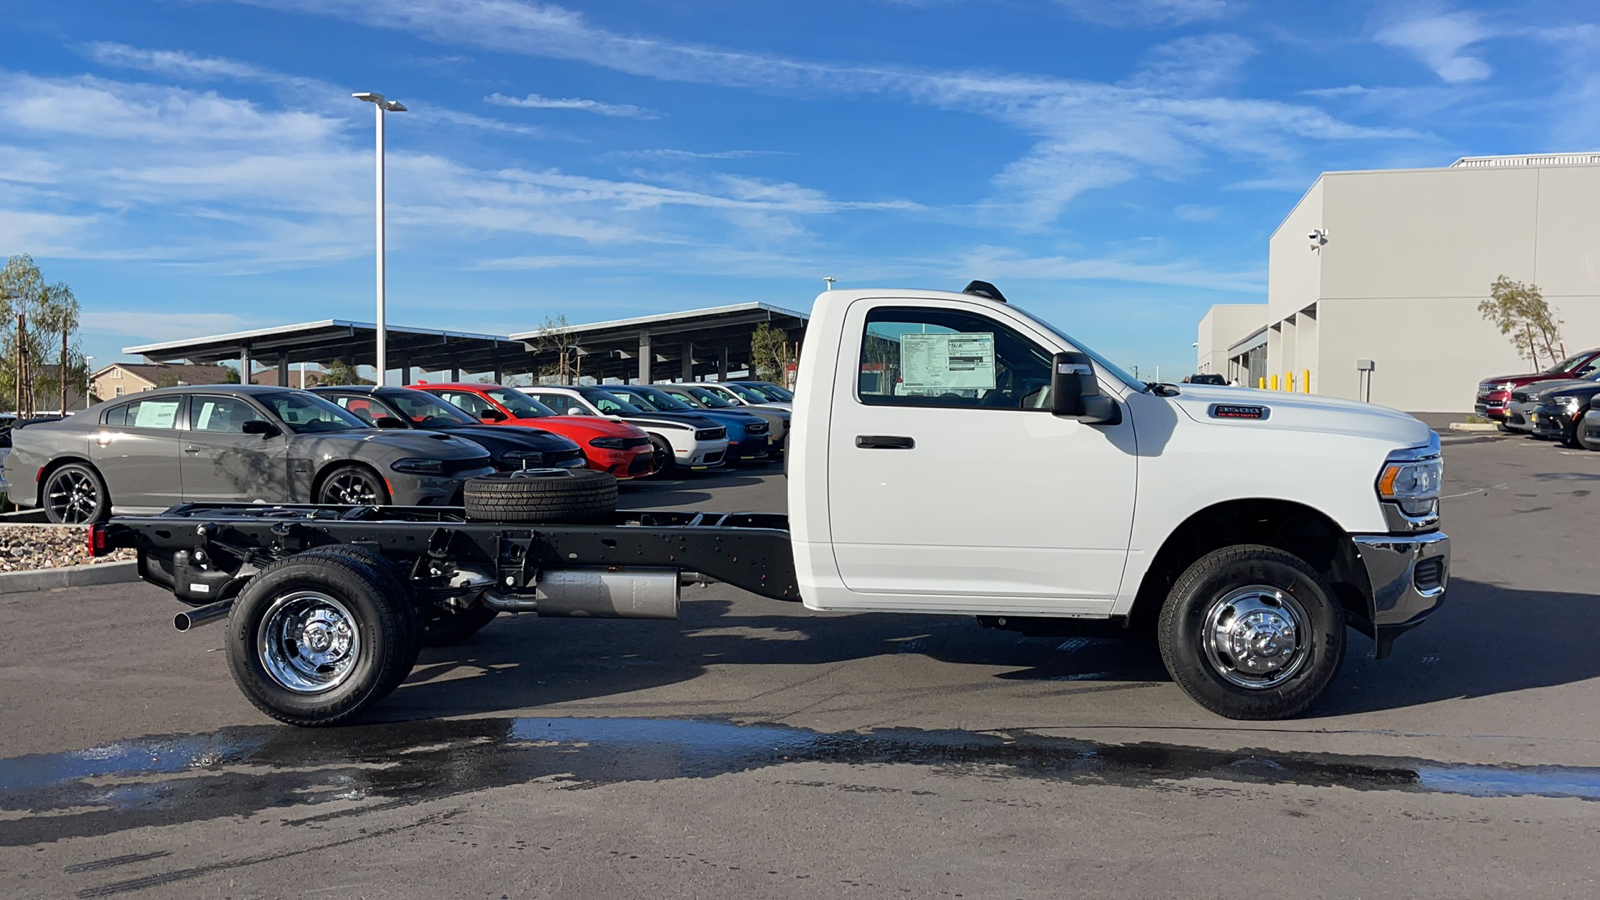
<box><xmin>414</xmin><ymin>383</ymin><xmax>656</xmax><ymax>479</ymax></box>
<box><xmin>1476</xmin><ymin>350</ymin><xmax>1600</xmax><ymax>424</ymax></box>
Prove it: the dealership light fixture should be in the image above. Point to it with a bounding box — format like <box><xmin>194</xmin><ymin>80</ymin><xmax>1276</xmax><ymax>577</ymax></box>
<box><xmin>354</xmin><ymin>92</ymin><xmax>408</xmax><ymax>385</ymax></box>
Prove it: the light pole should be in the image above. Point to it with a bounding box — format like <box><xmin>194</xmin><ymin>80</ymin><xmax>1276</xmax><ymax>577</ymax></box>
<box><xmin>823</xmin><ymin>277</ymin><xmax>835</xmax><ymax>291</ymax></box>
<box><xmin>353</xmin><ymin>92</ymin><xmax>407</xmax><ymax>385</ymax></box>
<box><xmin>83</xmin><ymin>356</ymin><xmax>93</xmax><ymax>409</ymax></box>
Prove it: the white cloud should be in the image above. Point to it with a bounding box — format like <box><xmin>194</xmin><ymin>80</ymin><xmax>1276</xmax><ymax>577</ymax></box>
<box><xmin>226</xmin><ymin>0</ymin><xmax>1404</xmax><ymax>226</ymax></box>
<box><xmin>84</xmin><ymin>310</ymin><xmax>260</xmax><ymax>342</ymax></box>
<box><xmin>1375</xmin><ymin>6</ymin><xmax>1493</xmax><ymax>83</ymax></box>
<box><xmin>486</xmin><ymin>92</ymin><xmax>660</xmax><ymax>119</ymax></box>
<box><xmin>1055</xmin><ymin>0</ymin><xmax>1234</xmax><ymax>28</ymax></box>
<box><xmin>602</xmin><ymin>148</ymin><xmax>786</xmax><ymax>161</ymax></box>
<box><xmin>1173</xmin><ymin>203</ymin><xmax>1219</xmax><ymax>221</ymax></box>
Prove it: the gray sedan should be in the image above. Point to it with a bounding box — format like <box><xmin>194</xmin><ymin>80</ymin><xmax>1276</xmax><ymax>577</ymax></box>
<box><xmin>4</xmin><ymin>385</ymin><xmax>495</xmax><ymax>523</ymax></box>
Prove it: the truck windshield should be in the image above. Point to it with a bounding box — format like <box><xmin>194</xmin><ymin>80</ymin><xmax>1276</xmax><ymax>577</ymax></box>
<box><xmin>1018</xmin><ymin>307</ymin><xmax>1147</xmax><ymax>393</ymax></box>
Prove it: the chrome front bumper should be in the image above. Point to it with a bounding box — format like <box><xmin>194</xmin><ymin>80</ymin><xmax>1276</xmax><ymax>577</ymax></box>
<box><xmin>1352</xmin><ymin>531</ymin><xmax>1450</xmax><ymax>657</ymax></box>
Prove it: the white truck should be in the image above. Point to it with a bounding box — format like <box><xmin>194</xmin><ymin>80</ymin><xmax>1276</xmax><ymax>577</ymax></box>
<box><xmin>96</xmin><ymin>282</ymin><xmax>1448</xmax><ymax>725</ymax></box>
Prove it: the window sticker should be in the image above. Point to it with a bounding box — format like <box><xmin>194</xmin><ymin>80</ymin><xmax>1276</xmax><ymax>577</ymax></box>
<box><xmin>195</xmin><ymin>401</ymin><xmax>218</xmax><ymax>430</ymax></box>
<box><xmin>132</xmin><ymin>399</ymin><xmax>180</xmax><ymax>429</ymax></box>
<box><xmin>898</xmin><ymin>332</ymin><xmax>996</xmax><ymax>395</ymax></box>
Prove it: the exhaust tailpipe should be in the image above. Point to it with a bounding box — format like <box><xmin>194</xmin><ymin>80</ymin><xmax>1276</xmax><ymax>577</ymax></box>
<box><xmin>175</xmin><ymin>599</ymin><xmax>233</xmax><ymax>631</ymax></box>
<box><xmin>482</xmin><ymin>567</ymin><xmax>679</xmax><ymax>619</ymax></box>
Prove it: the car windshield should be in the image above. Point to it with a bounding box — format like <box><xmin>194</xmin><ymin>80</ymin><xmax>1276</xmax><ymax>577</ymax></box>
<box><xmin>583</xmin><ymin>389</ymin><xmax>645</xmax><ymax>415</ymax></box>
<box><xmin>1544</xmin><ymin>353</ymin><xmax>1589</xmax><ymax>373</ymax></box>
<box><xmin>686</xmin><ymin>387</ymin><xmax>734</xmax><ymax>408</ymax></box>
<box><xmin>721</xmin><ymin>383</ymin><xmax>770</xmax><ymax>403</ymax></box>
<box><xmin>261</xmin><ymin>391</ymin><xmax>370</xmax><ymax>433</ymax></box>
<box><xmin>484</xmin><ymin>388</ymin><xmax>555</xmax><ymax>418</ymax></box>
<box><xmin>387</xmin><ymin>390</ymin><xmax>477</xmax><ymax>427</ymax></box>
<box><xmin>605</xmin><ymin>388</ymin><xmax>664</xmax><ymax>412</ymax></box>
<box><xmin>744</xmin><ymin>382</ymin><xmax>793</xmax><ymax>401</ymax></box>
<box><xmin>632</xmin><ymin>386</ymin><xmax>695</xmax><ymax>412</ymax></box>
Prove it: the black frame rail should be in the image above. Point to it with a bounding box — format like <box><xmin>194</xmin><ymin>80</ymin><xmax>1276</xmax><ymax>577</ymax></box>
<box><xmin>105</xmin><ymin>504</ymin><xmax>800</xmax><ymax>602</ymax></box>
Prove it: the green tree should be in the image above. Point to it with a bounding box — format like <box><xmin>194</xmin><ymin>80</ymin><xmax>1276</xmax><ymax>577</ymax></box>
<box><xmin>1479</xmin><ymin>276</ymin><xmax>1565</xmax><ymax>370</ymax></box>
<box><xmin>529</xmin><ymin>315</ymin><xmax>582</xmax><ymax>384</ymax></box>
<box><xmin>222</xmin><ymin>366</ymin><xmax>241</xmax><ymax>384</ymax></box>
<box><xmin>324</xmin><ymin>358</ymin><xmax>372</xmax><ymax>386</ymax></box>
<box><xmin>154</xmin><ymin>372</ymin><xmax>180</xmax><ymax>389</ymax></box>
<box><xmin>750</xmin><ymin>322</ymin><xmax>795</xmax><ymax>386</ymax></box>
<box><xmin>0</xmin><ymin>254</ymin><xmax>83</xmax><ymax>414</ymax></box>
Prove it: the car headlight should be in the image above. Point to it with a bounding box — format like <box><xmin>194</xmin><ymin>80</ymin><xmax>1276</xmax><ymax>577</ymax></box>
<box><xmin>1376</xmin><ymin>449</ymin><xmax>1443</xmax><ymax>518</ymax></box>
<box><xmin>1559</xmin><ymin>396</ymin><xmax>1582</xmax><ymax>415</ymax></box>
<box><xmin>391</xmin><ymin>458</ymin><xmax>445</xmax><ymax>474</ymax></box>
<box><xmin>1497</xmin><ymin>381</ymin><xmax>1516</xmax><ymax>392</ymax></box>
<box><xmin>589</xmin><ymin>437</ymin><xmax>626</xmax><ymax>449</ymax></box>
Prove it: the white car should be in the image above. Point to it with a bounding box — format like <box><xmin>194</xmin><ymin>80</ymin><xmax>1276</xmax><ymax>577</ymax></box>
<box><xmin>519</xmin><ymin>385</ymin><xmax>730</xmax><ymax>475</ymax></box>
<box><xmin>691</xmin><ymin>382</ymin><xmax>793</xmax><ymax>412</ymax></box>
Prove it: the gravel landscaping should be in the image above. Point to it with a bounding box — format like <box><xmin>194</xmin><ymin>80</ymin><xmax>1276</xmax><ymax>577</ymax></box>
<box><xmin>0</xmin><ymin>526</ymin><xmax>135</xmax><ymax>573</ymax></box>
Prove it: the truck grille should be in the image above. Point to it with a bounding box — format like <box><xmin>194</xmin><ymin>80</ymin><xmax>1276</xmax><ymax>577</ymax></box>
<box><xmin>696</xmin><ymin>427</ymin><xmax>727</xmax><ymax>441</ymax></box>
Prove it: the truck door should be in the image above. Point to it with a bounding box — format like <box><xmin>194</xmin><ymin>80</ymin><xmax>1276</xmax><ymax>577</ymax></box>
<box><xmin>826</xmin><ymin>299</ymin><xmax>1137</xmax><ymax>611</ymax></box>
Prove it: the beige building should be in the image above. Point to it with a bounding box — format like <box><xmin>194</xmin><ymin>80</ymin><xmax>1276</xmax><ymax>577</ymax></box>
<box><xmin>1197</xmin><ymin>153</ymin><xmax>1600</xmax><ymax>412</ymax></box>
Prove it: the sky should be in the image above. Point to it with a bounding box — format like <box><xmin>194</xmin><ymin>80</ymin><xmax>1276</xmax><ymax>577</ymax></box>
<box><xmin>4</xmin><ymin>0</ymin><xmax>1600</xmax><ymax>380</ymax></box>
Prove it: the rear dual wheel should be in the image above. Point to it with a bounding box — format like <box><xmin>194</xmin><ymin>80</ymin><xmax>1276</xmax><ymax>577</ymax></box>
<box><xmin>1158</xmin><ymin>545</ymin><xmax>1345</xmax><ymax>720</ymax></box>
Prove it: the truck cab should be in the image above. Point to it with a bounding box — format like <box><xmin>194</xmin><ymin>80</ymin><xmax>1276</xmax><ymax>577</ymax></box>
<box><xmin>789</xmin><ymin>285</ymin><xmax>1449</xmax><ymax>718</ymax></box>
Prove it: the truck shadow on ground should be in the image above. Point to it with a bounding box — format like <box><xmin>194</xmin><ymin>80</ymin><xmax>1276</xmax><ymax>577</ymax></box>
<box><xmin>384</xmin><ymin>576</ymin><xmax>1600</xmax><ymax>722</ymax></box>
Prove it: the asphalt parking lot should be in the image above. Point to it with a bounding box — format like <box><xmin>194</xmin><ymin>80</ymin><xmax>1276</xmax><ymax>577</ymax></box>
<box><xmin>2</xmin><ymin>440</ymin><xmax>1598</xmax><ymax>899</ymax></box>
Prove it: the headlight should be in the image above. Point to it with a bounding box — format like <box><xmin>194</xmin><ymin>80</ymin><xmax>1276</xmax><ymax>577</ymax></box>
<box><xmin>1559</xmin><ymin>396</ymin><xmax>1582</xmax><ymax>415</ymax></box>
<box><xmin>589</xmin><ymin>437</ymin><xmax>626</xmax><ymax>449</ymax></box>
<box><xmin>1497</xmin><ymin>381</ymin><xmax>1516</xmax><ymax>392</ymax></box>
<box><xmin>1376</xmin><ymin>451</ymin><xmax>1443</xmax><ymax>518</ymax></box>
<box><xmin>391</xmin><ymin>458</ymin><xmax>444</xmax><ymax>474</ymax></box>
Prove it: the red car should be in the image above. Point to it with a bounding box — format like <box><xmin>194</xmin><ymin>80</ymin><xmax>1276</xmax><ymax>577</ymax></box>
<box><xmin>1476</xmin><ymin>349</ymin><xmax>1600</xmax><ymax>424</ymax></box>
<box><xmin>413</xmin><ymin>383</ymin><xmax>656</xmax><ymax>479</ymax></box>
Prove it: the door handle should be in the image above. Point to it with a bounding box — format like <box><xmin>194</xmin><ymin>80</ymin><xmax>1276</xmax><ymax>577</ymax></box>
<box><xmin>183</xmin><ymin>446</ymin><xmax>202</xmax><ymax>454</ymax></box>
<box><xmin>855</xmin><ymin>435</ymin><xmax>915</xmax><ymax>449</ymax></box>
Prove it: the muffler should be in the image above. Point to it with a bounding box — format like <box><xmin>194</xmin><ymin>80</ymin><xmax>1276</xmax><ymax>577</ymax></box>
<box><xmin>482</xmin><ymin>567</ymin><xmax>679</xmax><ymax>619</ymax></box>
<box><xmin>175</xmin><ymin>599</ymin><xmax>233</xmax><ymax>631</ymax></box>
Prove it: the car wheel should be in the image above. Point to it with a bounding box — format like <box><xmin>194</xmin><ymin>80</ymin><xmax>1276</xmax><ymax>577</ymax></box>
<box><xmin>1496</xmin><ymin>422</ymin><xmax>1513</xmax><ymax>434</ymax></box>
<box><xmin>462</xmin><ymin>469</ymin><xmax>618</xmax><ymax>523</ymax></box>
<box><xmin>316</xmin><ymin>464</ymin><xmax>391</xmax><ymax>506</ymax></box>
<box><xmin>647</xmin><ymin>437</ymin><xmax>675</xmax><ymax>478</ymax></box>
<box><xmin>225</xmin><ymin>552</ymin><xmax>420</xmax><ymax>726</ymax></box>
<box><xmin>1576</xmin><ymin>418</ymin><xmax>1600</xmax><ymax>452</ymax></box>
<box><xmin>43</xmin><ymin>463</ymin><xmax>110</xmax><ymax>524</ymax></box>
<box><xmin>1157</xmin><ymin>544</ymin><xmax>1346</xmax><ymax>720</ymax></box>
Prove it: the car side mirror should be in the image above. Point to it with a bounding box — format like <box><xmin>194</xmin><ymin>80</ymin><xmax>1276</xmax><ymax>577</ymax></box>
<box><xmin>241</xmin><ymin>420</ymin><xmax>278</xmax><ymax>438</ymax></box>
<box><xmin>1050</xmin><ymin>352</ymin><xmax>1119</xmax><ymax>425</ymax></box>
<box><xmin>566</xmin><ymin>407</ymin><xmax>586</xmax><ymax>416</ymax></box>
<box><xmin>373</xmin><ymin>416</ymin><xmax>406</xmax><ymax>429</ymax></box>
<box><xmin>480</xmin><ymin>408</ymin><xmax>507</xmax><ymax>422</ymax></box>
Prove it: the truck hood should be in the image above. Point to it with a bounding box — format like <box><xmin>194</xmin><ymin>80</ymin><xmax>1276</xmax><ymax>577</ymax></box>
<box><xmin>1166</xmin><ymin>386</ymin><xmax>1433</xmax><ymax>447</ymax></box>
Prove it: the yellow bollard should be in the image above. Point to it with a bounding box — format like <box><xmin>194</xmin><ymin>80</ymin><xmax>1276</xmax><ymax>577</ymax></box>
<box><xmin>1270</xmin><ymin>374</ymin><xmax>1279</xmax><ymax>391</ymax></box>
<box><xmin>1302</xmin><ymin>369</ymin><xmax>1311</xmax><ymax>393</ymax></box>
<box><xmin>1258</xmin><ymin>376</ymin><xmax>1266</xmax><ymax>389</ymax></box>
<box><xmin>1286</xmin><ymin>372</ymin><xmax>1295</xmax><ymax>392</ymax></box>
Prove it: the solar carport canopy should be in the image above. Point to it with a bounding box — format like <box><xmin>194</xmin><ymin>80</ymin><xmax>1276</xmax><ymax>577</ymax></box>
<box><xmin>124</xmin><ymin>320</ymin><xmax>532</xmax><ymax>384</ymax></box>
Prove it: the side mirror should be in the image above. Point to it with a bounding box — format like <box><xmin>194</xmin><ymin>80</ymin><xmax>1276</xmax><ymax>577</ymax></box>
<box><xmin>566</xmin><ymin>407</ymin><xmax>586</xmax><ymax>416</ymax></box>
<box><xmin>241</xmin><ymin>420</ymin><xmax>278</xmax><ymax>438</ymax></box>
<box><xmin>1050</xmin><ymin>352</ymin><xmax>1119</xmax><ymax>425</ymax></box>
<box><xmin>373</xmin><ymin>416</ymin><xmax>406</xmax><ymax>429</ymax></box>
<box><xmin>480</xmin><ymin>408</ymin><xmax>507</xmax><ymax>422</ymax></box>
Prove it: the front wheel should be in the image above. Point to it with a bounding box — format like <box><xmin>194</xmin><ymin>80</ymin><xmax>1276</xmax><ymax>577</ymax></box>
<box><xmin>1576</xmin><ymin>416</ymin><xmax>1600</xmax><ymax>451</ymax></box>
<box><xmin>647</xmin><ymin>437</ymin><xmax>675</xmax><ymax>478</ymax></box>
<box><xmin>316</xmin><ymin>464</ymin><xmax>390</xmax><ymax>506</ymax></box>
<box><xmin>1157</xmin><ymin>544</ymin><xmax>1345</xmax><ymax>720</ymax></box>
<box><xmin>43</xmin><ymin>463</ymin><xmax>110</xmax><ymax>524</ymax></box>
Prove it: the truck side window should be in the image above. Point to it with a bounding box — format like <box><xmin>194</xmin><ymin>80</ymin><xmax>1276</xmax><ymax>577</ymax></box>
<box><xmin>857</xmin><ymin>307</ymin><xmax>1054</xmax><ymax>409</ymax></box>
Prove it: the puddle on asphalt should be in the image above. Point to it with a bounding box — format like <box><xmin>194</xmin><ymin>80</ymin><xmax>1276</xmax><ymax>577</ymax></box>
<box><xmin>2</xmin><ymin>716</ymin><xmax>1596</xmax><ymax>846</ymax></box>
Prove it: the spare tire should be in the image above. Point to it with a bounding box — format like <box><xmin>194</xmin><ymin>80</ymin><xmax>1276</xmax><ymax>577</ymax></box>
<box><xmin>463</xmin><ymin>469</ymin><xmax>618</xmax><ymax>523</ymax></box>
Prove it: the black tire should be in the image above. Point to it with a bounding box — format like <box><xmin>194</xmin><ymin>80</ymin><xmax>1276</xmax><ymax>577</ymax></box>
<box><xmin>647</xmin><ymin>436</ymin><xmax>675</xmax><ymax>478</ymax></box>
<box><xmin>420</xmin><ymin>604</ymin><xmax>500</xmax><ymax>647</ymax></box>
<box><xmin>42</xmin><ymin>463</ymin><xmax>110</xmax><ymax>524</ymax></box>
<box><xmin>225</xmin><ymin>552</ymin><xmax>420</xmax><ymax>726</ymax></box>
<box><xmin>1576</xmin><ymin>416</ymin><xmax>1600</xmax><ymax>451</ymax></box>
<box><xmin>462</xmin><ymin>469</ymin><xmax>617</xmax><ymax>523</ymax></box>
<box><xmin>1157</xmin><ymin>544</ymin><xmax>1346</xmax><ymax>721</ymax></box>
<box><xmin>1496</xmin><ymin>421</ymin><xmax>1513</xmax><ymax>433</ymax></box>
<box><xmin>316</xmin><ymin>464</ymin><xmax>390</xmax><ymax>506</ymax></box>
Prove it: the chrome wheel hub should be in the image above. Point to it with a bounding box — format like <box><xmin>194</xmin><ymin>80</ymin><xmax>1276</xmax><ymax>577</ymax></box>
<box><xmin>258</xmin><ymin>591</ymin><xmax>361</xmax><ymax>694</ymax></box>
<box><xmin>1201</xmin><ymin>586</ymin><xmax>1309</xmax><ymax>689</ymax></box>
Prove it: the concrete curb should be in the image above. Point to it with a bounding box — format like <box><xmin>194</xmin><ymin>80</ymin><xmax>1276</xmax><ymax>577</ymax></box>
<box><xmin>0</xmin><ymin>560</ymin><xmax>139</xmax><ymax>594</ymax></box>
<box><xmin>1447</xmin><ymin>422</ymin><xmax>1502</xmax><ymax>433</ymax></box>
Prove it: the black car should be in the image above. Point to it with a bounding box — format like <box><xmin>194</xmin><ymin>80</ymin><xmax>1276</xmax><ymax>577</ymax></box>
<box><xmin>312</xmin><ymin>386</ymin><xmax>586</xmax><ymax>472</ymax></box>
<box><xmin>1524</xmin><ymin>372</ymin><xmax>1600</xmax><ymax>446</ymax></box>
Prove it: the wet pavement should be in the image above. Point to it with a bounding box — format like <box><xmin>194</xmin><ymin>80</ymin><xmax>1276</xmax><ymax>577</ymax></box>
<box><xmin>2</xmin><ymin>446</ymin><xmax>1600</xmax><ymax>898</ymax></box>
